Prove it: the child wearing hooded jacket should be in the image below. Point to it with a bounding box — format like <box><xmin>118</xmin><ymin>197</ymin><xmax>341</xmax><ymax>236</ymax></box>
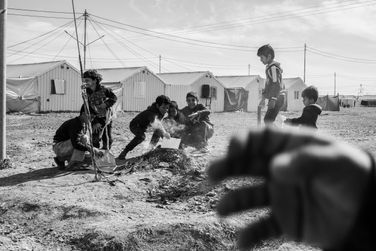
<box><xmin>284</xmin><ymin>85</ymin><xmax>322</xmax><ymax>129</ymax></box>
<box><xmin>257</xmin><ymin>44</ymin><xmax>285</xmax><ymax>125</ymax></box>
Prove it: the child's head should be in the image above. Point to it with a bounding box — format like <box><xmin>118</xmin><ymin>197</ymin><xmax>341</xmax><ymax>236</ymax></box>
<box><xmin>83</xmin><ymin>69</ymin><xmax>102</xmax><ymax>89</ymax></box>
<box><xmin>168</xmin><ymin>101</ymin><xmax>179</xmax><ymax>118</ymax></box>
<box><xmin>155</xmin><ymin>95</ymin><xmax>171</xmax><ymax>115</ymax></box>
<box><xmin>257</xmin><ymin>44</ymin><xmax>275</xmax><ymax>65</ymax></box>
<box><xmin>186</xmin><ymin>92</ymin><xmax>199</xmax><ymax>109</ymax></box>
<box><xmin>302</xmin><ymin>86</ymin><xmax>319</xmax><ymax>106</ymax></box>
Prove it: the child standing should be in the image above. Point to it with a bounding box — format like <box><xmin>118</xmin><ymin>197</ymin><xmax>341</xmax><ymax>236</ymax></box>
<box><xmin>116</xmin><ymin>95</ymin><xmax>171</xmax><ymax>160</ymax></box>
<box><xmin>257</xmin><ymin>44</ymin><xmax>285</xmax><ymax>125</ymax></box>
<box><xmin>284</xmin><ymin>86</ymin><xmax>322</xmax><ymax>128</ymax></box>
<box><xmin>83</xmin><ymin>69</ymin><xmax>117</xmax><ymax>150</ymax></box>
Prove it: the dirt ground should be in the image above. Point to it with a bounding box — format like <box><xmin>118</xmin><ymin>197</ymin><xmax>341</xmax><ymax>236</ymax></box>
<box><xmin>1</xmin><ymin>107</ymin><xmax>375</xmax><ymax>251</ymax></box>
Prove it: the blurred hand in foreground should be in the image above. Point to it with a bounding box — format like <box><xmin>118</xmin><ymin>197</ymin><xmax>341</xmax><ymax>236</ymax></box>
<box><xmin>207</xmin><ymin>127</ymin><xmax>373</xmax><ymax>250</ymax></box>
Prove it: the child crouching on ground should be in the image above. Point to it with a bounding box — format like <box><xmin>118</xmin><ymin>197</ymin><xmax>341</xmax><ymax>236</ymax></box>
<box><xmin>116</xmin><ymin>95</ymin><xmax>171</xmax><ymax>160</ymax></box>
<box><xmin>284</xmin><ymin>85</ymin><xmax>322</xmax><ymax>129</ymax></box>
<box><xmin>180</xmin><ymin>92</ymin><xmax>214</xmax><ymax>151</ymax></box>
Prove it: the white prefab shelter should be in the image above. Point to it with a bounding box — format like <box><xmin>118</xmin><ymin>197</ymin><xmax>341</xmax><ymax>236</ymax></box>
<box><xmin>6</xmin><ymin>61</ymin><xmax>82</xmax><ymax>112</ymax></box>
<box><xmin>158</xmin><ymin>71</ymin><xmax>225</xmax><ymax>112</ymax></box>
<box><xmin>216</xmin><ymin>75</ymin><xmax>264</xmax><ymax>112</ymax></box>
<box><xmin>282</xmin><ymin>77</ymin><xmax>307</xmax><ymax>111</ymax></box>
<box><xmin>97</xmin><ymin>67</ymin><xmax>166</xmax><ymax>112</ymax></box>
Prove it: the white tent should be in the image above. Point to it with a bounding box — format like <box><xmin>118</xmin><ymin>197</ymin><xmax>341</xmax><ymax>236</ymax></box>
<box><xmin>6</xmin><ymin>77</ymin><xmax>39</xmax><ymax>113</ymax></box>
<box><xmin>158</xmin><ymin>71</ymin><xmax>225</xmax><ymax>112</ymax></box>
<box><xmin>7</xmin><ymin>60</ymin><xmax>82</xmax><ymax>112</ymax></box>
<box><xmin>216</xmin><ymin>75</ymin><xmax>264</xmax><ymax>112</ymax></box>
<box><xmin>282</xmin><ymin>77</ymin><xmax>307</xmax><ymax>111</ymax></box>
<box><xmin>97</xmin><ymin>66</ymin><xmax>166</xmax><ymax>112</ymax></box>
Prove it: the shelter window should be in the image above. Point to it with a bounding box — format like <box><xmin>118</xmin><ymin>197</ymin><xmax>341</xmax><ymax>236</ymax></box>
<box><xmin>51</xmin><ymin>79</ymin><xmax>66</xmax><ymax>95</ymax></box>
<box><xmin>210</xmin><ymin>86</ymin><xmax>217</xmax><ymax>99</ymax></box>
<box><xmin>134</xmin><ymin>81</ymin><xmax>146</xmax><ymax>98</ymax></box>
<box><xmin>294</xmin><ymin>91</ymin><xmax>300</xmax><ymax>100</ymax></box>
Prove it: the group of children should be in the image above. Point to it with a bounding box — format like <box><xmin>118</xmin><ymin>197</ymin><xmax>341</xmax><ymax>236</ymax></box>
<box><xmin>52</xmin><ymin>69</ymin><xmax>214</xmax><ymax>169</ymax></box>
<box><xmin>53</xmin><ymin>44</ymin><xmax>322</xmax><ymax>170</ymax></box>
<box><xmin>257</xmin><ymin>44</ymin><xmax>322</xmax><ymax>129</ymax></box>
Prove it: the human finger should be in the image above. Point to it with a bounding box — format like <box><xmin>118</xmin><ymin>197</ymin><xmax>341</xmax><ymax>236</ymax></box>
<box><xmin>238</xmin><ymin>214</ymin><xmax>281</xmax><ymax>250</ymax></box>
<box><xmin>216</xmin><ymin>184</ymin><xmax>269</xmax><ymax>216</ymax></box>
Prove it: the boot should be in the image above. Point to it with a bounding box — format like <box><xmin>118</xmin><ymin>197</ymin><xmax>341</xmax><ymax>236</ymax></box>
<box><xmin>54</xmin><ymin>157</ymin><xmax>66</xmax><ymax>170</ymax></box>
<box><xmin>116</xmin><ymin>149</ymin><xmax>128</xmax><ymax>161</ymax></box>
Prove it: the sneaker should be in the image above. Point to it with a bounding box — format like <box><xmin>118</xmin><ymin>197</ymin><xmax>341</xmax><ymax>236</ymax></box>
<box><xmin>54</xmin><ymin>157</ymin><xmax>65</xmax><ymax>170</ymax></box>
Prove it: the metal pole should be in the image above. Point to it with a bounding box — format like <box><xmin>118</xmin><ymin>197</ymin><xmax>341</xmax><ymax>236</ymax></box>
<box><xmin>0</xmin><ymin>0</ymin><xmax>7</xmax><ymax>160</ymax></box>
<box><xmin>83</xmin><ymin>9</ymin><xmax>87</xmax><ymax>71</ymax></box>
<box><xmin>159</xmin><ymin>55</ymin><xmax>161</xmax><ymax>73</ymax></box>
<box><xmin>248</xmin><ymin>64</ymin><xmax>250</xmax><ymax>76</ymax></box>
<box><xmin>334</xmin><ymin>72</ymin><xmax>336</xmax><ymax>96</ymax></box>
<box><xmin>303</xmin><ymin>43</ymin><xmax>306</xmax><ymax>83</ymax></box>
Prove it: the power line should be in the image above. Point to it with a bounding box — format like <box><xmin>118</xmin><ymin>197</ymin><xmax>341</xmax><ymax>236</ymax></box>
<box><xmin>8</xmin><ymin>13</ymin><xmax>73</xmax><ymax>20</ymax></box>
<box><xmin>8</xmin><ymin>7</ymin><xmax>81</xmax><ymax>15</ymax></box>
<box><xmin>7</xmin><ymin>17</ymin><xmax>79</xmax><ymax>48</ymax></box>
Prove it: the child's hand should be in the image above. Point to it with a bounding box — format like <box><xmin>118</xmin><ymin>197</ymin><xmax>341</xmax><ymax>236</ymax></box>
<box><xmin>92</xmin><ymin>123</ymin><xmax>102</xmax><ymax>133</ymax></box>
<box><xmin>268</xmin><ymin>99</ymin><xmax>276</xmax><ymax>109</ymax></box>
<box><xmin>207</xmin><ymin>127</ymin><xmax>372</xmax><ymax>250</ymax></box>
<box><xmin>98</xmin><ymin>103</ymin><xmax>107</xmax><ymax>109</ymax></box>
<box><xmin>258</xmin><ymin>98</ymin><xmax>266</xmax><ymax>108</ymax></box>
<box><xmin>93</xmin><ymin>148</ymin><xmax>104</xmax><ymax>158</ymax></box>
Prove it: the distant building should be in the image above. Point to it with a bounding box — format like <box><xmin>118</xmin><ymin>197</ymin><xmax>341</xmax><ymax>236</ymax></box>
<box><xmin>97</xmin><ymin>66</ymin><xmax>166</xmax><ymax>112</ymax></box>
<box><xmin>158</xmin><ymin>71</ymin><xmax>225</xmax><ymax>112</ymax></box>
<box><xmin>358</xmin><ymin>95</ymin><xmax>376</xmax><ymax>107</ymax></box>
<box><xmin>215</xmin><ymin>75</ymin><xmax>264</xmax><ymax>112</ymax></box>
<box><xmin>6</xmin><ymin>60</ymin><xmax>82</xmax><ymax>113</ymax></box>
<box><xmin>339</xmin><ymin>95</ymin><xmax>356</xmax><ymax>108</ymax></box>
<box><xmin>282</xmin><ymin>77</ymin><xmax>307</xmax><ymax>111</ymax></box>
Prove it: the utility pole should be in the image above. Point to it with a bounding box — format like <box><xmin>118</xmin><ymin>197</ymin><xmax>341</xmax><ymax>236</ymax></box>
<box><xmin>248</xmin><ymin>64</ymin><xmax>250</xmax><ymax>76</ymax></box>
<box><xmin>0</xmin><ymin>0</ymin><xmax>7</xmax><ymax>161</ymax></box>
<box><xmin>159</xmin><ymin>55</ymin><xmax>161</xmax><ymax>73</ymax></box>
<box><xmin>334</xmin><ymin>72</ymin><xmax>336</xmax><ymax>96</ymax></box>
<box><xmin>303</xmin><ymin>43</ymin><xmax>306</xmax><ymax>83</ymax></box>
<box><xmin>83</xmin><ymin>9</ymin><xmax>87</xmax><ymax>70</ymax></box>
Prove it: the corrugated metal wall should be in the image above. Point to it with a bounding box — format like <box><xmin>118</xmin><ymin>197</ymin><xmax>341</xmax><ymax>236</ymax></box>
<box><xmin>191</xmin><ymin>75</ymin><xmax>224</xmax><ymax>112</ymax></box>
<box><xmin>38</xmin><ymin>63</ymin><xmax>82</xmax><ymax>112</ymax></box>
<box><xmin>246</xmin><ymin>77</ymin><xmax>264</xmax><ymax>112</ymax></box>
<box><xmin>165</xmin><ymin>85</ymin><xmax>191</xmax><ymax>110</ymax></box>
<box><xmin>122</xmin><ymin>70</ymin><xmax>165</xmax><ymax>111</ymax></box>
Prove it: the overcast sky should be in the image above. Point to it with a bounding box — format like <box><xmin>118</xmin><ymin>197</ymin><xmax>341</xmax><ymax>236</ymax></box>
<box><xmin>6</xmin><ymin>0</ymin><xmax>376</xmax><ymax>95</ymax></box>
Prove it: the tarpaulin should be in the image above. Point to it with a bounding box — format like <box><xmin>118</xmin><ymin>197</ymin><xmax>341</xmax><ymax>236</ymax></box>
<box><xmin>224</xmin><ymin>88</ymin><xmax>248</xmax><ymax>112</ymax></box>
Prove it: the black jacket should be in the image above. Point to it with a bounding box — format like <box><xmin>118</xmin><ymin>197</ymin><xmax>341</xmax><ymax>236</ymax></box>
<box><xmin>86</xmin><ymin>84</ymin><xmax>117</xmax><ymax>121</ymax></box>
<box><xmin>285</xmin><ymin>104</ymin><xmax>322</xmax><ymax>129</ymax></box>
<box><xmin>53</xmin><ymin>117</ymin><xmax>89</xmax><ymax>152</ymax></box>
<box><xmin>130</xmin><ymin>103</ymin><xmax>165</xmax><ymax>132</ymax></box>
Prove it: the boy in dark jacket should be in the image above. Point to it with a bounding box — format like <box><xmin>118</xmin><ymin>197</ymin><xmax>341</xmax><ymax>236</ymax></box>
<box><xmin>285</xmin><ymin>86</ymin><xmax>322</xmax><ymax>128</ymax></box>
<box><xmin>257</xmin><ymin>44</ymin><xmax>285</xmax><ymax>125</ymax></box>
<box><xmin>116</xmin><ymin>95</ymin><xmax>171</xmax><ymax>160</ymax></box>
<box><xmin>180</xmin><ymin>92</ymin><xmax>214</xmax><ymax>150</ymax></box>
<box><xmin>150</xmin><ymin>101</ymin><xmax>186</xmax><ymax>147</ymax></box>
<box><xmin>83</xmin><ymin>69</ymin><xmax>117</xmax><ymax>150</ymax></box>
<box><xmin>53</xmin><ymin>109</ymin><xmax>103</xmax><ymax>170</ymax></box>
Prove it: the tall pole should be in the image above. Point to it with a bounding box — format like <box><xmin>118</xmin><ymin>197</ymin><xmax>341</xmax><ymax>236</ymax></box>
<box><xmin>159</xmin><ymin>55</ymin><xmax>161</xmax><ymax>73</ymax></box>
<box><xmin>334</xmin><ymin>72</ymin><xmax>336</xmax><ymax>96</ymax></box>
<box><xmin>248</xmin><ymin>64</ymin><xmax>250</xmax><ymax>76</ymax></box>
<box><xmin>83</xmin><ymin>9</ymin><xmax>87</xmax><ymax>71</ymax></box>
<box><xmin>0</xmin><ymin>0</ymin><xmax>7</xmax><ymax>161</ymax></box>
<box><xmin>303</xmin><ymin>43</ymin><xmax>306</xmax><ymax>83</ymax></box>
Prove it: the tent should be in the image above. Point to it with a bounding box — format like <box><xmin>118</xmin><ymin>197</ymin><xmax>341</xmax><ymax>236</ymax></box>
<box><xmin>158</xmin><ymin>71</ymin><xmax>225</xmax><ymax>112</ymax></box>
<box><xmin>215</xmin><ymin>75</ymin><xmax>263</xmax><ymax>112</ymax></box>
<box><xmin>7</xmin><ymin>61</ymin><xmax>82</xmax><ymax>112</ymax></box>
<box><xmin>6</xmin><ymin>77</ymin><xmax>39</xmax><ymax>113</ymax></box>
<box><xmin>224</xmin><ymin>88</ymin><xmax>249</xmax><ymax>112</ymax></box>
<box><xmin>317</xmin><ymin>95</ymin><xmax>340</xmax><ymax>111</ymax></box>
<box><xmin>97</xmin><ymin>67</ymin><xmax>166</xmax><ymax>112</ymax></box>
